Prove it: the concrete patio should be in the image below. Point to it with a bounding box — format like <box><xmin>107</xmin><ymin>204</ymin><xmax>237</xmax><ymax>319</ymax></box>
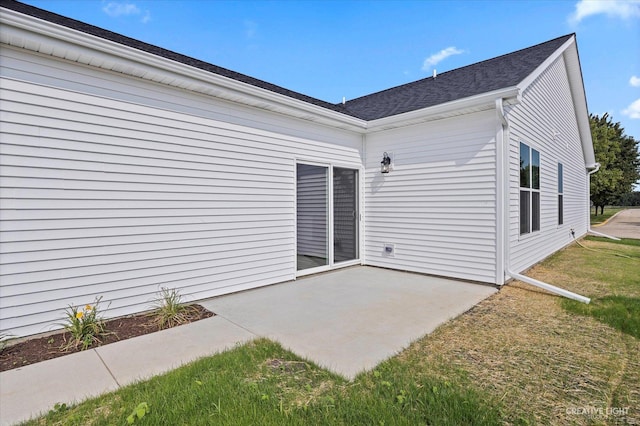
<box><xmin>1</xmin><ymin>266</ymin><xmax>496</xmax><ymax>426</ymax></box>
<box><xmin>200</xmin><ymin>266</ymin><xmax>497</xmax><ymax>378</ymax></box>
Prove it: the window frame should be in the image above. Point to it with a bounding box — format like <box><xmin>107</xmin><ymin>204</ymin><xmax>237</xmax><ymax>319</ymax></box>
<box><xmin>558</xmin><ymin>163</ymin><xmax>564</xmax><ymax>226</ymax></box>
<box><xmin>519</xmin><ymin>142</ymin><xmax>541</xmax><ymax>236</ymax></box>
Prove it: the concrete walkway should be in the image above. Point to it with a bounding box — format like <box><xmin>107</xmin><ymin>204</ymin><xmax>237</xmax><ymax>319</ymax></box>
<box><xmin>594</xmin><ymin>208</ymin><xmax>640</xmax><ymax>239</ymax></box>
<box><xmin>0</xmin><ymin>266</ymin><xmax>496</xmax><ymax>426</ymax></box>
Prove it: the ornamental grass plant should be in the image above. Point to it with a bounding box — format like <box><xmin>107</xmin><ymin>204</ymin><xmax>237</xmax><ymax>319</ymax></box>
<box><xmin>149</xmin><ymin>287</ymin><xmax>199</xmax><ymax>330</ymax></box>
<box><xmin>0</xmin><ymin>332</ymin><xmax>13</xmax><ymax>354</ymax></box>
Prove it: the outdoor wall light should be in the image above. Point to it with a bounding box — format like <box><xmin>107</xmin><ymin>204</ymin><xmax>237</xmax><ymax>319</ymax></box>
<box><xmin>381</xmin><ymin>152</ymin><xmax>391</xmax><ymax>174</ymax></box>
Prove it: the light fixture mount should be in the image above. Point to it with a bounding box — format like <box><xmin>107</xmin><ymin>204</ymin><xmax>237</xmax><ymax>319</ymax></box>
<box><xmin>381</xmin><ymin>152</ymin><xmax>391</xmax><ymax>174</ymax></box>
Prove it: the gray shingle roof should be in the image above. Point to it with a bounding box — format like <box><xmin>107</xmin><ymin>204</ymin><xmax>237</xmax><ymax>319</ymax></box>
<box><xmin>2</xmin><ymin>0</ymin><xmax>572</xmax><ymax>121</ymax></box>
<box><xmin>343</xmin><ymin>34</ymin><xmax>573</xmax><ymax>120</ymax></box>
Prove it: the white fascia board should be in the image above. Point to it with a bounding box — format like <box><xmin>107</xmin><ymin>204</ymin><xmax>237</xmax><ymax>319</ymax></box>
<box><xmin>516</xmin><ymin>35</ymin><xmax>595</xmax><ymax>166</ymax></box>
<box><xmin>564</xmin><ymin>43</ymin><xmax>595</xmax><ymax>167</ymax></box>
<box><xmin>517</xmin><ymin>36</ymin><xmax>575</xmax><ymax>92</ymax></box>
<box><xmin>365</xmin><ymin>86</ymin><xmax>521</xmax><ymax>132</ymax></box>
<box><xmin>0</xmin><ymin>8</ymin><xmax>367</xmax><ymax>131</ymax></box>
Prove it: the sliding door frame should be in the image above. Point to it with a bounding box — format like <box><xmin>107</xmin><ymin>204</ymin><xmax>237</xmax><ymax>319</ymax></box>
<box><xmin>294</xmin><ymin>159</ymin><xmax>363</xmax><ymax>277</ymax></box>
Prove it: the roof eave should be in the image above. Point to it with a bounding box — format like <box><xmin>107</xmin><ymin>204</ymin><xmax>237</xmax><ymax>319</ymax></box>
<box><xmin>564</xmin><ymin>40</ymin><xmax>596</xmax><ymax>167</ymax></box>
<box><xmin>365</xmin><ymin>87</ymin><xmax>521</xmax><ymax>133</ymax></box>
<box><xmin>0</xmin><ymin>7</ymin><xmax>368</xmax><ymax>132</ymax></box>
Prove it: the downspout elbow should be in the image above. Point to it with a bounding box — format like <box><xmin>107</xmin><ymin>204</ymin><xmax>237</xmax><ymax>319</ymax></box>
<box><xmin>496</xmin><ymin>98</ymin><xmax>508</xmax><ymax>127</ymax></box>
<box><xmin>587</xmin><ymin>163</ymin><xmax>600</xmax><ymax>175</ymax></box>
<box><xmin>507</xmin><ymin>269</ymin><xmax>591</xmax><ymax>304</ymax></box>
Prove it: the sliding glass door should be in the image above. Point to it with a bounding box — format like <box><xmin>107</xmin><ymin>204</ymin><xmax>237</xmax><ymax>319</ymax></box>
<box><xmin>296</xmin><ymin>164</ymin><xmax>329</xmax><ymax>270</ymax></box>
<box><xmin>296</xmin><ymin>164</ymin><xmax>358</xmax><ymax>273</ymax></box>
<box><xmin>333</xmin><ymin>167</ymin><xmax>358</xmax><ymax>263</ymax></box>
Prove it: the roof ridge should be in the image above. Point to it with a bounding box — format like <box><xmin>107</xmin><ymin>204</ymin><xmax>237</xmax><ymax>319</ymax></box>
<box><xmin>342</xmin><ymin>33</ymin><xmax>574</xmax><ymax>106</ymax></box>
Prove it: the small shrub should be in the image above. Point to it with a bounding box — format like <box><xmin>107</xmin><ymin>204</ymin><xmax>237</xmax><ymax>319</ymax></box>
<box><xmin>59</xmin><ymin>297</ymin><xmax>107</xmax><ymax>351</ymax></box>
<box><xmin>149</xmin><ymin>287</ymin><xmax>198</xmax><ymax>330</ymax></box>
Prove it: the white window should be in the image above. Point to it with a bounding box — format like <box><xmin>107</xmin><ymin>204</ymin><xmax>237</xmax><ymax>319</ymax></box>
<box><xmin>520</xmin><ymin>142</ymin><xmax>540</xmax><ymax>235</ymax></box>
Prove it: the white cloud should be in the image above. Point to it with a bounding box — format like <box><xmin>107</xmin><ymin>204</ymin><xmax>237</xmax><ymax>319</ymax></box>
<box><xmin>422</xmin><ymin>47</ymin><xmax>464</xmax><ymax>71</ymax></box>
<box><xmin>102</xmin><ymin>2</ymin><xmax>151</xmax><ymax>23</ymax></box>
<box><xmin>568</xmin><ymin>0</ymin><xmax>640</xmax><ymax>25</ymax></box>
<box><xmin>103</xmin><ymin>2</ymin><xmax>140</xmax><ymax>17</ymax></box>
<box><xmin>622</xmin><ymin>98</ymin><xmax>640</xmax><ymax>119</ymax></box>
<box><xmin>630</xmin><ymin>75</ymin><xmax>640</xmax><ymax>87</ymax></box>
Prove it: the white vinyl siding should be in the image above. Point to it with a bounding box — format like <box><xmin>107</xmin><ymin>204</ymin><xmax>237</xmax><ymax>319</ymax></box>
<box><xmin>0</xmin><ymin>24</ymin><xmax>592</xmax><ymax>336</ymax></box>
<box><xmin>0</xmin><ymin>50</ymin><xmax>361</xmax><ymax>337</ymax></box>
<box><xmin>506</xmin><ymin>55</ymin><xmax>588</xmax><ymax>273</ymax></box>
<box><xmin>364</xmin><ymin>111</ymin><xmax>498</xmax><ymax>284</ymax></box>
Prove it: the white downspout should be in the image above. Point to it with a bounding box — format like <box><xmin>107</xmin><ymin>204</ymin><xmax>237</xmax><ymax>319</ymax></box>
<box><xmin>495</xmin><ymin>99</ymin><xmax>506</xmax><ymax>285</ymax></box>
<box><xmin>496</xmin><ymin>98</ymin><xmax>590</xmax><ymax>304</ymax></box>
<box><xmin>361</xmin><ymin>133</ymin><xmax>367</xmax><ymax>265</ymax></box>
<box><xmin>506</xmin><ymin>270</ymin><xmax>590</xmax><ymax>304</ymax></box>
<box><xmin>586</xmin><ymin>163</ymin><xmax>621</xmax><ymax>240</ymax></box>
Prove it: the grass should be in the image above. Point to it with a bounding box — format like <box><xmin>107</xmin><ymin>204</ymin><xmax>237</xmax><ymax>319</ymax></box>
<box><xmin>563</xmin><ymin>237</ymin><xmax>640</xmax><ymax>339</ymax></box>
<box><xmin>590</xmin><ymin>206</ymin><xmax>624</xmax><ymax>225</ymax></box>
<box><xmin>21</xmin><ymin>238</ymin><xmax>640</xmax><ymax>425</ymax></box>
<box><xmin>564</xmin><ymin>295</ymin><xmax>640</xmax><ymax>338</ymax></box>
<box><xmin>26</xmin><ymin>339</ymin><xmax>502</xmax><ymax>425</ymax></box>
<box><xmin>587</xmin><ymin>235</ymin><xmax>640</xmax><ymax>248</ymax></box>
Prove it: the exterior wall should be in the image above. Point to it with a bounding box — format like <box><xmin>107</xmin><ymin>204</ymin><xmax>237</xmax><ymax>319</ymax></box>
<box><xmin>506</xmin><ymin>55</ymin><xmax>588</xmax><ymax>273</ymax></box>
<box><xmin>0</xmin><ymin>31</ymin><xmax>592</xmax><ymax>337</ymax></box>
<box><xmin>0</xmin><ymin>47</ymin><xmax>361</xmax><ymax>337</ymax></box>
<box><xmin>363</xmin><ymin>110</ymin><xmax>499</xmax><ymax>284</ymax></box>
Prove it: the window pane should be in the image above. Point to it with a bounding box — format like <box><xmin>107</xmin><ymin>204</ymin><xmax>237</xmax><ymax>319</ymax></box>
<box><xmin>333</xmin><ymin>167</ymin><xmax>358</xmax><ymax>263</ymax></box>
<box><xmin>520</xmin><ymin>190</ymin><xmax>530</xmax><ymax>234</ymax></box>
<box><xmin>532</xmin><ymin>192</ymin><xmax>540</xmax><ymax>232</ymax></box>
<box><xmin>296</xmin><ymin>164</ymin><xmax>328</xmax><ymax>271</ymax></box>
<box><xmin>558</xmin><ymin>163</ymin><xmax>563</xmax><ymax>193</ymax></box>
<box><xmin>558</xmin><ymin>194</ymin><xmax>564</xmax><ymax>225</ymax></box>
<box><xmin>520</xmin><ymin>143</ymin><xmax>530</xmax><ymax>188</ymax></box>
<box><xmin>531</xmin><ymin>149</ymin><xmax>540</xmax><ymax>190</ymax></box>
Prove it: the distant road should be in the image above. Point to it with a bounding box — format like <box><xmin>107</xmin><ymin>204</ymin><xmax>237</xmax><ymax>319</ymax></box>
<box><xmin>595</xmin><ymin>209</ymin><xmax>640</xmax><ymax>239</ymax></box>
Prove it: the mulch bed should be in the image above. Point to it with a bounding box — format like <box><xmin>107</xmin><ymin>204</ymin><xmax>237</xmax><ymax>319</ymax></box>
<box><xmin>0</xmin><ymin>304</ymin><xmax>214</xmax><ymax>372</ymax></box>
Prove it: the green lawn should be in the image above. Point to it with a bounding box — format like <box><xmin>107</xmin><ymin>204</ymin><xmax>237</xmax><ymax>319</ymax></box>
<box><xmin>22</xmin><ymin>238</ymin><xmax>640</xmax><ymax>425</ymax></box>
<box><xmin>563</xmin><ymin>237</ymin><xmax>640</xmax><ymax>339</ymax></box>
<box><xmin>27</xmin><ymin>339</ymin><xmax>502</xmax><ymax>425</ymax></box>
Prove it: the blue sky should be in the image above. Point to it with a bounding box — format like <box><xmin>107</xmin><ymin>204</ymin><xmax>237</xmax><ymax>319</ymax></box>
<box><xmin>19</xmin><ymin>0</ymin><xmax>640</xmax><ymax>141</ymax></box>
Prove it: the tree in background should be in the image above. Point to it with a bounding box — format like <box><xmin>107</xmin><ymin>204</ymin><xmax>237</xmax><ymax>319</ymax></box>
<box><xmin>617</xmin><ymin>191</ymin><xmax>640</xmax><ymax>206</ymax></box>
<box><xmin>589</xmin><ymin>113</ymin><xmax>640</xmax><ymax>215</ymax></box>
